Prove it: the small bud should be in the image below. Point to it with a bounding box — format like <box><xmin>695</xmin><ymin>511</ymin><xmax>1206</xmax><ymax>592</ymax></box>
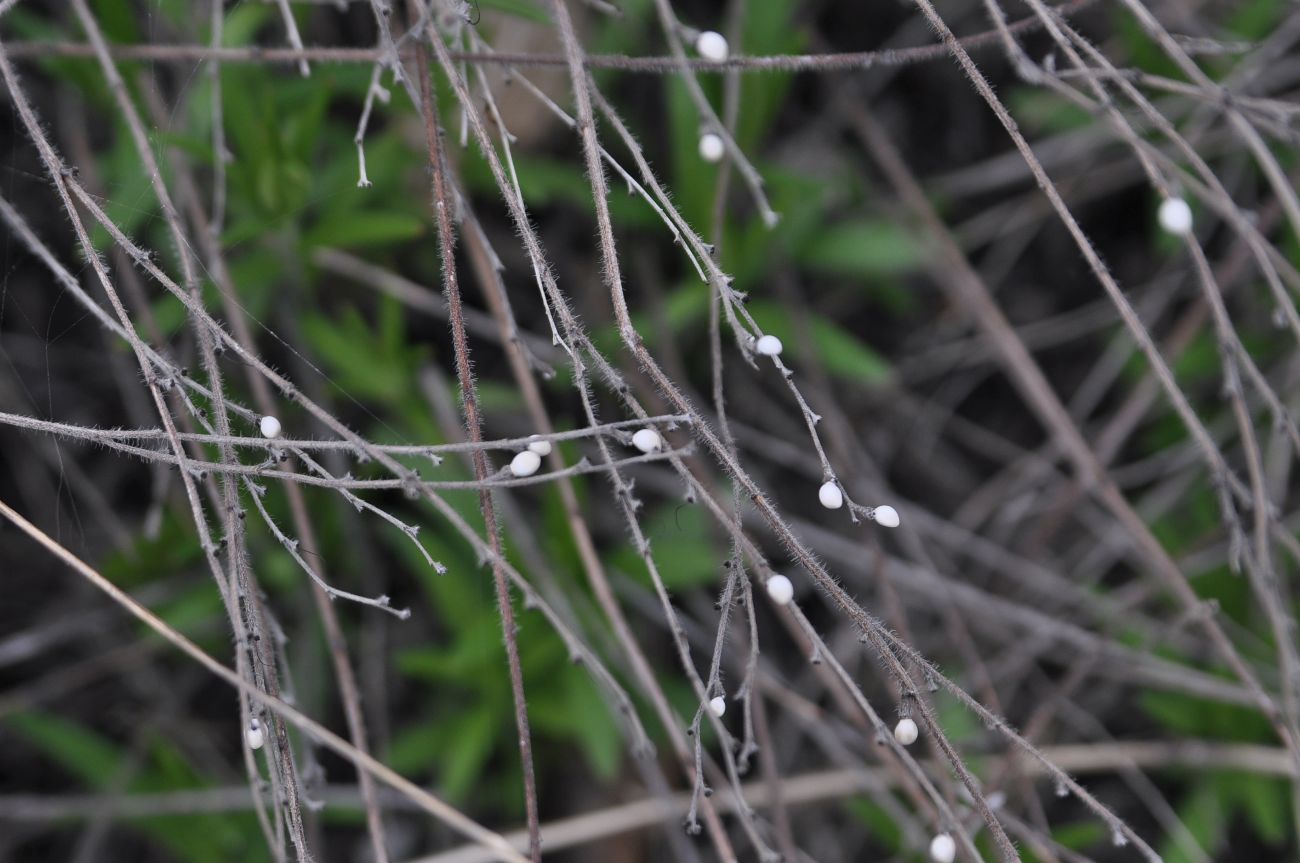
<box><xmin>510</xmin><ymin>450</ymin><xmax>542</xmax><ymax>478</ymax></box>
<box><xmin>698</xmin><ymin>133</ymin><xmax>725</xmax><ymax>163</ymax></box>
<box><xmin>818</xmin><ymin>481</ymin><xmax>843</xmax><ymax>510</ymax></box>
<box><xmin>246</xmin><ymin>718</ymin><xmax>265</xmax><ymax>750</ymax></box>
<box><xmin>632</xmin><ymin>428</ymin><xmax>662</xmax><ymax>453</ymax></box>
<box><xmin>695</xmin><ymin>30</ymin><xmax>729</xmax><ymax>62</ymax></box>
<box><xmin>893</xmin><ymin>717</ymin><xmax>919</xmax><ymax>746</ymax></box>
<box><xmin>709</xmin><ymin>695</ymin><xmax>727</xmax><ymax>717</ymax></box>
<box><xmin>526</xmin><ymin>435</ymin><xmax>552</xmax><ymax>457</ymax></box>
<box><xmin>755</xmin><ymin>334</ymin><xmax>783</xmax><ymax>356</ymax></box>
<box><xmin>259</xmin><ymin>415</ymin><xmax>281</xmax><ymax>439</ymax></box>
<box><xmin>929</xmin><ymin>833</ymin><xmax>956</xmax><ymax>863</ymax></box>
<box><xmin>873</xmin><ymin>505</ymin><xmax>900</xmax><ymax>528</ymax></box>
<box><xmin>766</xmin><ymin>574</ymin><xmax>794</xmax><ymax>605</ymax></box>
<box><xmin>1158</xmin><ymin>197</ymin><xmax>1193</xmax><ymax>236</ymax></box>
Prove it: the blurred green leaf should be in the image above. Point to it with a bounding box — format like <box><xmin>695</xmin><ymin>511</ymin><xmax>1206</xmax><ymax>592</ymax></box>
<box><xmin>1162</xmin><ymin>780</ymin><xmax>1228</xmax><ymax>863</ymax></box>
<box><xmin>844</xmin><ymin>797</ymin><xmax>903</xmax><ymax>853</ymax></box>
<box><xmin>438</xmin><ymin>705</ymin><xmax>499</xmax><ymax>801</ymax></box>
<box><xmin>300</xmin><ymin>306</ymin><xmax>426</xmax><ymax>403</ymax></box>
<box><xmin>6</xmin><ymin>711</ymin><xmax>122</xmax><ymax>787</ymax></box>
<box><xmin>614</xmin><ymin>503</ymin><xmax>718</xmax><ymax>590</ymax></box>
<box><xmin>1008</xmin><ymin>89</ymin><xmax>1093</xmax><ymax>134</ymax></box>
<box><xmin>303</xmin><ymin>211</ymin><xmax>426</xmax><ymax>249</ymax></box>
<box><xmin>1141</xmin><ymin>690</ymin><xmax>1272</xmax><ymax>741</ymax></box>
<box><xmin>736</xmin><ymin>0</ymin><xmax>804</xmax><ymax>151</ymax></box>
<box><xmin>1238</xmin><ymin>774</ymin><xmax>1289</xmax><ymax>845</ymax></box>
<box><xmin>795</xmin><ymin>219</ymin><xmax>924</xmax><ymax>278</ymax></box>
<box><xmin>480</xmin><ymin>0</ymin><xmax>550</xmax><ymax>23</ymax></box>
<box><xmin>1050</xmin><ymin>821</ymin><xmax>1107</xmax><ymax>852</ymax></box>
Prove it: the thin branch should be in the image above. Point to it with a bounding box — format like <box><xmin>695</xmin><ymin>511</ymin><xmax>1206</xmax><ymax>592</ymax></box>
<box><xmin>409</xmin><ymin>7</ymin><xmax>541</xmax><ymax>858</ymax></box>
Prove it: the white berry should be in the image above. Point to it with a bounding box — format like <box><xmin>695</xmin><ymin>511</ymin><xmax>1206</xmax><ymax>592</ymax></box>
<box><xmin>259</xmin><ymin>415</ymin><xmax>281</xmax><ymax>439</ymax></box>
<box><xmin>632</xmin><ymin>428</ymin><xmax>662</xmax><ymax>453</ymax></box>
<box><xmin>526</xmin><ymin>435</ymin><xmax>552</xmax><ymax>457</ymax></box>
<box><xmin>698</xmin><ymin>133</ymin><xmax>725</xmax><ymax>163</ymax></box>
<box><xmin>929</xmin><ymin>833</ymin><xmax>956</xmax><ymax>863</ymax></box>
<box><xmin>755</xmin><ymin>334</ymin><xmax>783</xmax><ymax>356</ymax></box>
<box><xmin>510</xmin><ymin>450</ymin><xmax>541</xmax><ymax>477</ymax></box>
<box><xmin>695</xmin><ymin>30</ymin><xmax>729</xmax><ymax>62</ymax></box>
<box><xmin>709</xmin><ymin>695</ymin><xmax>727</xmax><ymax>717</ymax></box>
<box><xmin>246</xmin><ymin>719</ymin><xmax>265</xmax><ymax>750</ymax></box>
<box><xmin>766</xmin><ymin>574</ymin><xmax>794</xmax><ymax>605</ymax></box>
<box><xmin>818</xmin><ymin>481</ymin><xmax>843</xmax><ymax>510</ymax></box>
<box><xmin>1158</xmin><ymin>197</ymin><xmax>1193</xmax><ymax>236</ymax></box>
<box><xmin>893</xmin><ymin>717</ymin><xmax>919</xmax><ymax>746</ymax></box>
<box><xmin>873</xmin><ymin>505</ymin><xmax>900</xmax><ymax>528</ymax></box>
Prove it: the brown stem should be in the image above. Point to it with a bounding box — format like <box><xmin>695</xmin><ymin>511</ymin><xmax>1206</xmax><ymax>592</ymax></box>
<box><xmin>409</xmin><ymin>10</ymin><xmax>541</xmax><ymax>860</ymax></box>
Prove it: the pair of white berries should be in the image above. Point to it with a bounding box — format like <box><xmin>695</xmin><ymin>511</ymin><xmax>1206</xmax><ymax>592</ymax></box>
<box><xmin>509</xmin><ymin>436</ymin><xmax>553</xmax><ymax>478</ymax></box>
<box><xmin>817</xmin><ymin>481</ymin><xmax>901</xmax><ymax>528</ymax></box>
<box><xmin>512</xmin><ymin>428</ymin><xmax>662</xmax><ymax>477</ymax></box>
<box><xmin>694</xmin><ymin>30</ymin><xmax>730</xmax><ymax>163</ymax></box>
<box><xmin>889</xmin><ymin>718</ymin><xmax>955</xmax><ymax>862</ymax></box>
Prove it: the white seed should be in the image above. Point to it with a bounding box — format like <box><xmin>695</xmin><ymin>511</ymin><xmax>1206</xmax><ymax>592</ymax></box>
<box><xmin>929</xmin><ymin>833</ymin><xmax>956</xmax><ymax>863</ymax></box>
<box><xmin>526</xmin><ymin>435</ymin><xmax>552</xmax><ymax>457</ymax></box>
<box><xmin>632</xmin><ymin>428</ymin><xmax>662</xmax><ymax>453</ymax></box>
<box><xmin>873</xmin><ymin>505</ymin><xmax>900</xmax><ymax>528</ymax></box>
<box><xmin>510</xmin><ymin>450</ymin><xmax>542</xmax><ymax>478</ymax></box>
<box><xmin>695</xmin><ymin>30</ymin><xmax>729</xmax><ymax>62</ymax></box>
<box><xmin>1158</xmin><ymin>197</ymin><xmax>1193</xmax><ymax>236</ymax></box>
<box><xmin>709</xmin><ymin>696</ymin><xmax>727</xmax><ymax>717</ymax></box>
<box><xmin>766</xmin><ymin>574</ymin><xmax>794</xmax><ymax>605</ymax></box>
<box><xmin>698</xmin><ymin>132</ymin><xmax>725</xmax><ymax>163</ymax></box>
<box><xmin>755</xmin><ymin>334</ymin><xmax>783</xmax><ymax>356</ymax></box>
<box><xmin>818</xmin><ymin>481</ymin><xmax>843</xmax><ymax>510</ymax></box>
<box><xmin>893</xmin><ymin>717</ymin><xmax>919</xmax><ymax>746</ymax></box>
<box><xmin>259</xmin><ymin>415</ymin><xmax>282</xmax><ymax>439</ymax></box>
<box><xmin>245</xmin><ymin>719</ymin><xmax>265</xmax><ymax>750</ymax></box>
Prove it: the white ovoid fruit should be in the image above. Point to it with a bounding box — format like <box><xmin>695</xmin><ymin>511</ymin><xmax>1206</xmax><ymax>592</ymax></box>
<box><xmin>526</xmin><ymin>435</ymin><xmax>552</xmax><ymax>457</ymax></box>
<box><xmin>698</xmin><ymin>133</ymin><xmax>725</xmax><ymax>163</ymax></box>
<box><xmin>245</xmin><ymin>718</ymin><xmax>265</xmax><ymax>750</ymax></box>
<box><xmin>755</xmin><ymin>334</ymin><xmax>783</xmax><ymax>356</ymax></box>
<box><xmin>510</xmin><ymin>450</ymin><xmax>542</xmax><ymax>478</ymax></box>
<box><xmin>873</xmin><ymin>505</ymin><xmax>900</xmax><ymax>528</ymax></box>
<box><xmin>893</xmin><ymin>717</ymin><xmax>919</xmax><ymax>746</ymax></box>
<box><xmin>1158</xmin><ymin>197</ymin><xmax>1193</xmax><ymax>236</ymax></box>
<box><xmin>709</xmin><ymin>696</ymin><xmax>727</xmax><ymax>717</ymax></box>
<box><xmin>259</xmin><ymin>415</ymin><xmax>282</xmax><ymax>439</ymax></box>
<box><xmin>695</xmin><ymin>30</ymin><xmax>729</xmax><ymax>62</ymax></box>
<box><xmin>766</xmin><ymin>574</ymin><xmax>794</xmax><ymax>605</ymax></box>
<box><xmin>818</xmin><ymin>481</ymin><xmax>844</xmax><ymax>510</ymax></box>
<box><xmin>632</xmin><ymin>428</ymin><xmax>662</xmax><ymax>453</ymax></box>
<box><xmin>929</xmin><ymin>833</ymin><xmax>956</xmax><ymax>863</ymax></box>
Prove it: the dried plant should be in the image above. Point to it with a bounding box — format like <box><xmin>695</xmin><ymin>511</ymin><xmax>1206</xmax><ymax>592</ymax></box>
<box><xmin>1</xmin><ymin>1</ymin><xmax>1298</xmax><ymax>861</ymax></box>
